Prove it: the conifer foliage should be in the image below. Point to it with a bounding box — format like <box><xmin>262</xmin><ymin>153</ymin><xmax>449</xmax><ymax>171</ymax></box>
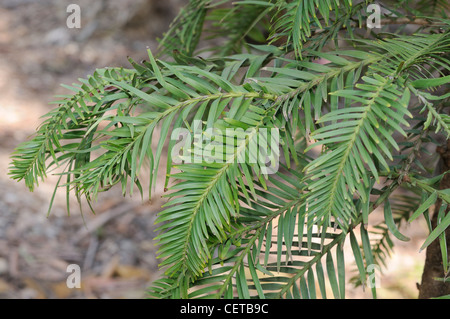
<box><xmin>9</xmin><ymin>0</ymin><xmax>450</xmax><ymax>298</ymax></box>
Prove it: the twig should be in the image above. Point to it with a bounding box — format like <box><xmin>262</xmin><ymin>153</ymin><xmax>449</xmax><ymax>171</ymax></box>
<box><xmin>83</xmin><ymin>235</ymin><xmax>99</xmax><ymax>270</ymax></box>
<box><xmin>379</xmin><ymin>17</ymin><xmax>444</xmax><ymax>27</ymax></box>
<box><xmin>71</xmin><ymin>202</ymin><xmax>140</xmax><ymax>245</ymax></box>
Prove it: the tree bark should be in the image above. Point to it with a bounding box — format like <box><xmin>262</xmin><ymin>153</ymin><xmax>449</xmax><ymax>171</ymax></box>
<box><xmin>418</xmin><ymin>140</ymin><xmax>450</xmax><ymax>298</ymax></box>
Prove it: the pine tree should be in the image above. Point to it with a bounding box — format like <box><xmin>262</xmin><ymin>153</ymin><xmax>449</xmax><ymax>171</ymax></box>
<box><xmin>9</xmin><ymin>0</ymin><xmax>450</xmax><ymax>299</ymax></box>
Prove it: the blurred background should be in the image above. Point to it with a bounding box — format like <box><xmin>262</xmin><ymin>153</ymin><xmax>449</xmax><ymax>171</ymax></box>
<box><xmin>0</xmin><ymin>0</ymin><xmax>429</xmax><ymax>298</ymax></box>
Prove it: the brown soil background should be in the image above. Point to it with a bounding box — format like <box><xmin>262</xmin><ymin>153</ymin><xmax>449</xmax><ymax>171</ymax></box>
<box><xmin>0</xmin><ymin>0</ymin><xmax>429</xmax><ymax>298</ymax></box>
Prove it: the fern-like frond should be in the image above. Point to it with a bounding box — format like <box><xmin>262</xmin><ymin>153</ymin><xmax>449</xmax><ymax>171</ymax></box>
<box><xmin>205</xmin><ymin>0</ymin><xmax>274</xmax><ymax>55</ymax></box>
<box><xmin>152</xmin><ymin>178</ymin><xmax>401</xmax><ymax>299</ymax></box>
<box><xmin>8</xmin><ymin>67</ymin><xmax>136</xmax><ymax>192</ymax></box>
<box><xmin>9</xmin><ymin>3</ymin><xmax>450</xmax><ymax>299</ymax></box>
<box><xmin>155</xmin><ymin>104</ymin><xmax>282</xmax><ymax>278</ymax></box>
<box><xmin>365</xmin><ymin>31</ymin><xmax>450</xmax><ymax>80</ymax></box>
<box><xmin>305</xmin><ymin>75</ymin><xmax>411</xmax><ymax>231</ymax></box>
<box><xmin>303</xmin><ymin>31</ymin><xmax>450</xmax><ymax>232</ymax></box>
<box><xmin>270</xmin><ymin>0</ymin><xmax>354</xmax><ymax>56</ymax></box>
<box><xmin>157</xmin><ymin>0</ymin><xmax>211</xmax><ymax>57</ymax></box>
